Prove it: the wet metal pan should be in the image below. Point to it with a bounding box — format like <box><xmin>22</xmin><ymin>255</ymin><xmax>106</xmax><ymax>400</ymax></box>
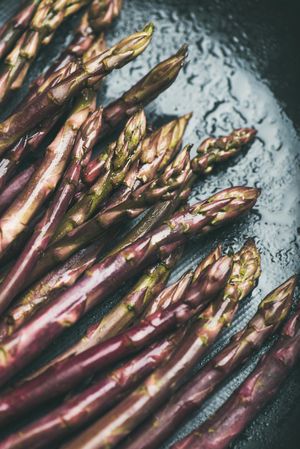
<box><xmin>0</xmin><ymin>0</ymin><xmax>299</xmax><ymax>448</ymax></box>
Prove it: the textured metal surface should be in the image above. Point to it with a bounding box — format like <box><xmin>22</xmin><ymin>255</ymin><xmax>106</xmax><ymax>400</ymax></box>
<box><xmin>0</xmin><ymin>0</ymin><xmax>300</xmax><ymax>448</ymax></box>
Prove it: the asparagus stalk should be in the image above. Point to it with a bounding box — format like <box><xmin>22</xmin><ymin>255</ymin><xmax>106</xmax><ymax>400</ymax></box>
<box><xmin>0</xmin><ymin>254</ymin><xmax>232</xmax><ymax>423</ymax></box>
<box><xmin>0</xmin><ymin>186</ymin><xmax>258</xmax><ymax>386</ymax></box>
<box><xmin>0</xmin><ymin>242</ymin><xmax>110</xmax><ymax>342</ymax></box>
<box><xmin>172</xmin><ymin>286</ymin><xmax>299</xmax><ymax>449</ymax></box>
<box><xmin>53</xmin><ymin>110</ymin><xmax>147</xmax><ymax>238</ymax></box>
<box><xmin>122</xmin><ymin>276</ymin><xmax>296</xmax><ymax>449</ymax></box>
<box><xmin>192</xmin><ymin>127</ymin><xmax>257</xmax><ymax>174</ymax></box>
<box><xmin>88</xmin><ymin>0</ymin><xmax>123</xmax><ymax>31</ymax></box>
<box><xmin>0</xmin><ymin>108</ymin><xmax>103</xmax><ymax>314</ymax></box>
<box><xmin>62</xmin><ymin>241</ymin><xmax>261</xmax><ymax>449</ymax></box>
<box><xmin>0</xmin><ymin>0</ymin><xmax>41</xmax><ymax>61</ymax></box>
<box><xmin>0</xmin><ymin>334</ymin><xmax>185</xmax><ymax>449</ymax></box>
<box><xmin>0</xmin><ymin>88</ymin><xmax>96</xmax><ymax>263</ymax></box>
<box><xmin>37</xmin><ymin>125</ymin><xmax>252</xmax><ymax>281</ymax></box>
<box><xmin>0</xmin><ymin>23</ymin><xmax>154</xmax><ymax>155</ymax></box>
<box><xmin>0</xmin><ymin>0</ymin><xmax>92</xmax><ymax>103</ymax></box>
<box><xmin>83</xmin><ymin>45</ymin><xmax>189</xmax><ymax>184</ymax></box>
<box><xmin>0</xmin><ymin>164</ymin><xmax>35</xmax><ymax>214</ymax></box>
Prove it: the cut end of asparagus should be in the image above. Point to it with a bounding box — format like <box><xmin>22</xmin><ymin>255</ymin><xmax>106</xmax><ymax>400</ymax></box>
<box><xmin>192</xmin><ymin>127</ymin><xmax>257</xmax><ymax>174</ymax></box>
<box><xmin>260</xmin><ymin>275</ymin><xmax>297</xmax><ymax>325</ymax></box>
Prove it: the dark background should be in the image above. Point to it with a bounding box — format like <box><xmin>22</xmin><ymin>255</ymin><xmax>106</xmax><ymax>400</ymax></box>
<box><xmin>0</xmin><ymin>0</ymin><xmax>300</xmax><ymax>448</ymax></box>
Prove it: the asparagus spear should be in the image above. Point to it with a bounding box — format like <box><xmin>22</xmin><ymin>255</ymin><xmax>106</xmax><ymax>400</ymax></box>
<box><xmin>0</xmin><ymin>242</ymin><xmax>110</xmax><ymax>342</ymax></box>
<box><xmin>172</xmin><ymin>287</ymin><xmax>299</xmax><ymax>449</ymax></box>
<box><xmin>121</xmin><ymin>276</ymin><xmax>296</xmax><ymax>449</ymax></box>
<box><xmin>0</xmin><ymin>254</ymin><xmax>232</xmax><ymax>423</ymax></box>
<box><xmin>89</xmin><ymin>0</ymin><xmax>123</xmax><ymax>31</ymax></box>
<box><xmin>96</xmin><ymin>125</ymin><xmax>257</xmax><ymax>225</ymax></box>
<box><xmin>0</xmin><ymin>164</ymin><xmax>35</xmax><ymax>214</ymax></box>
<box><xmin>0</xmin><ymin>23</ymin><xmax>154</xmax><ymax>155</ymax></box>
<box><xmin>0</xmin><ymin>334</ymin><xmax>185</xmax><ymax>449</ymax></box>
<box><xmin>83</xmin><ymin>45</ymin><xmax>189</xmax><ymax>184</ymax></box>
<box><xmin>0</xmin><ymin>108</ymin><xmax>103</xmax><ymax>314</ymax></box>
<box><xmin>37</xmin><ymin>125</ymin><xmax>252</xmax><ymax>281</ymax></box>
<box><xmin>53</xmin><ymin>110</ymin><xmax>147</xmax><ymax>238</ymax></box>
<box><xmin>0</xmin><ymin>0</ymin><xmax>41</xmax><ymax>61</ymax></box>
<box><xmin>38</xmin><ymin>44</ymin><xmax>187</xmax><ymax>190</ymax></box>
<box><xmin>0</xmin><ymin>88</ymin><xmax>96</xmax><ymax>262</ymax></box>
<box><xmin>0</xmin><ymin>186</ymin><xmax>258</xmax><ymax>386</ymax></box>
<box><xmin>19</xmin><ymin>244</ymin><xmax>183</xmax><ymax>373</ymax></box>
<box><xmin>54</xmin><ymin>247</ymin><xmax>183</xmax><ymax>354</ymax></box>
<box><xmin>192</xmin><ymin>127</ymin><xmax>257</xmax><ymax>174</ymax></box>
<box><xmin>0</xmin><ymin>0</ymin><xmax>92</xmax><ymax>103</ymax></box>
<box><xmin>62</xmin><ymin>240</ymin><xmax>261</xmax><ymax>449</ymax></box>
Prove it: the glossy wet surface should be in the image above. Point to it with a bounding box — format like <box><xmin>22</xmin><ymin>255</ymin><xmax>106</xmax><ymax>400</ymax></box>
<box><xmin>0</xmin><ymin>0</ymin><xmax>300</xmax><ymax>447</ymax></box>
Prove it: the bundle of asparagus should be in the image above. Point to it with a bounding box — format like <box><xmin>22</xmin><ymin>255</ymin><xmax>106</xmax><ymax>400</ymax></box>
<box><xmin>172</xmin><ymin>287</ymin><xmax>300</xmax><ymax>449</ymax></box>
<box><xmin>121</xmin><ymin>276</ymin><xmax>296</xmax><ymax>449</ymax></box>
<box><xmin>0</xmin><ymin>5</ymin><xmax>296</xmax><ymax>449</ymax></box>
<box><xmin>0</xmin><ymin>0</ymin><xmax>119</xmax><ymax>104</ymax></box>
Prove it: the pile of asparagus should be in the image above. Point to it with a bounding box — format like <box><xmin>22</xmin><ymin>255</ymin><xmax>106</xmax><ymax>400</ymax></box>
<box><xmin>0</xmin><ymin>2</ymin><xmax>298</xmax><ymax>449</ymax></box>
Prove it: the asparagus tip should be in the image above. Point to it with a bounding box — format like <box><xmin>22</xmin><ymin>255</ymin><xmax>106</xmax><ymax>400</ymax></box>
<box><xmin>234</xmin><ymin>127</ymin><xmax>257</xmax><ymax>144</ymax></box>
<box><xmin>176</xmin><ymin>44</ymin><xmax>189</xmax><ymax>58</ymax></box>
<box><xmin>260</xmin><ymin>275</ymin><xmax>297</xmax><ymax>325</ymax></box>
<box><xmin>143</xmin><ymin>22</ymin><xmax>155</xmax><ymax>35</ymax></box>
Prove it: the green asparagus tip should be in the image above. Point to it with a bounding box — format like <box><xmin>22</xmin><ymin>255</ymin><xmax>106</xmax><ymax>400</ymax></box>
<box><xmin>177</xmin><ymin>44</ymin><xmax>189</xmax><ymax>58</ymax></box>
<box><xmin>143</xmin><ymin>23</ymin><xmax>155</xmax><ymax>35</ymax></box>
<box><xmin>184</xmin><ymin>112</ymin><xmax>193</xmax><ymax>121</ymax></box>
